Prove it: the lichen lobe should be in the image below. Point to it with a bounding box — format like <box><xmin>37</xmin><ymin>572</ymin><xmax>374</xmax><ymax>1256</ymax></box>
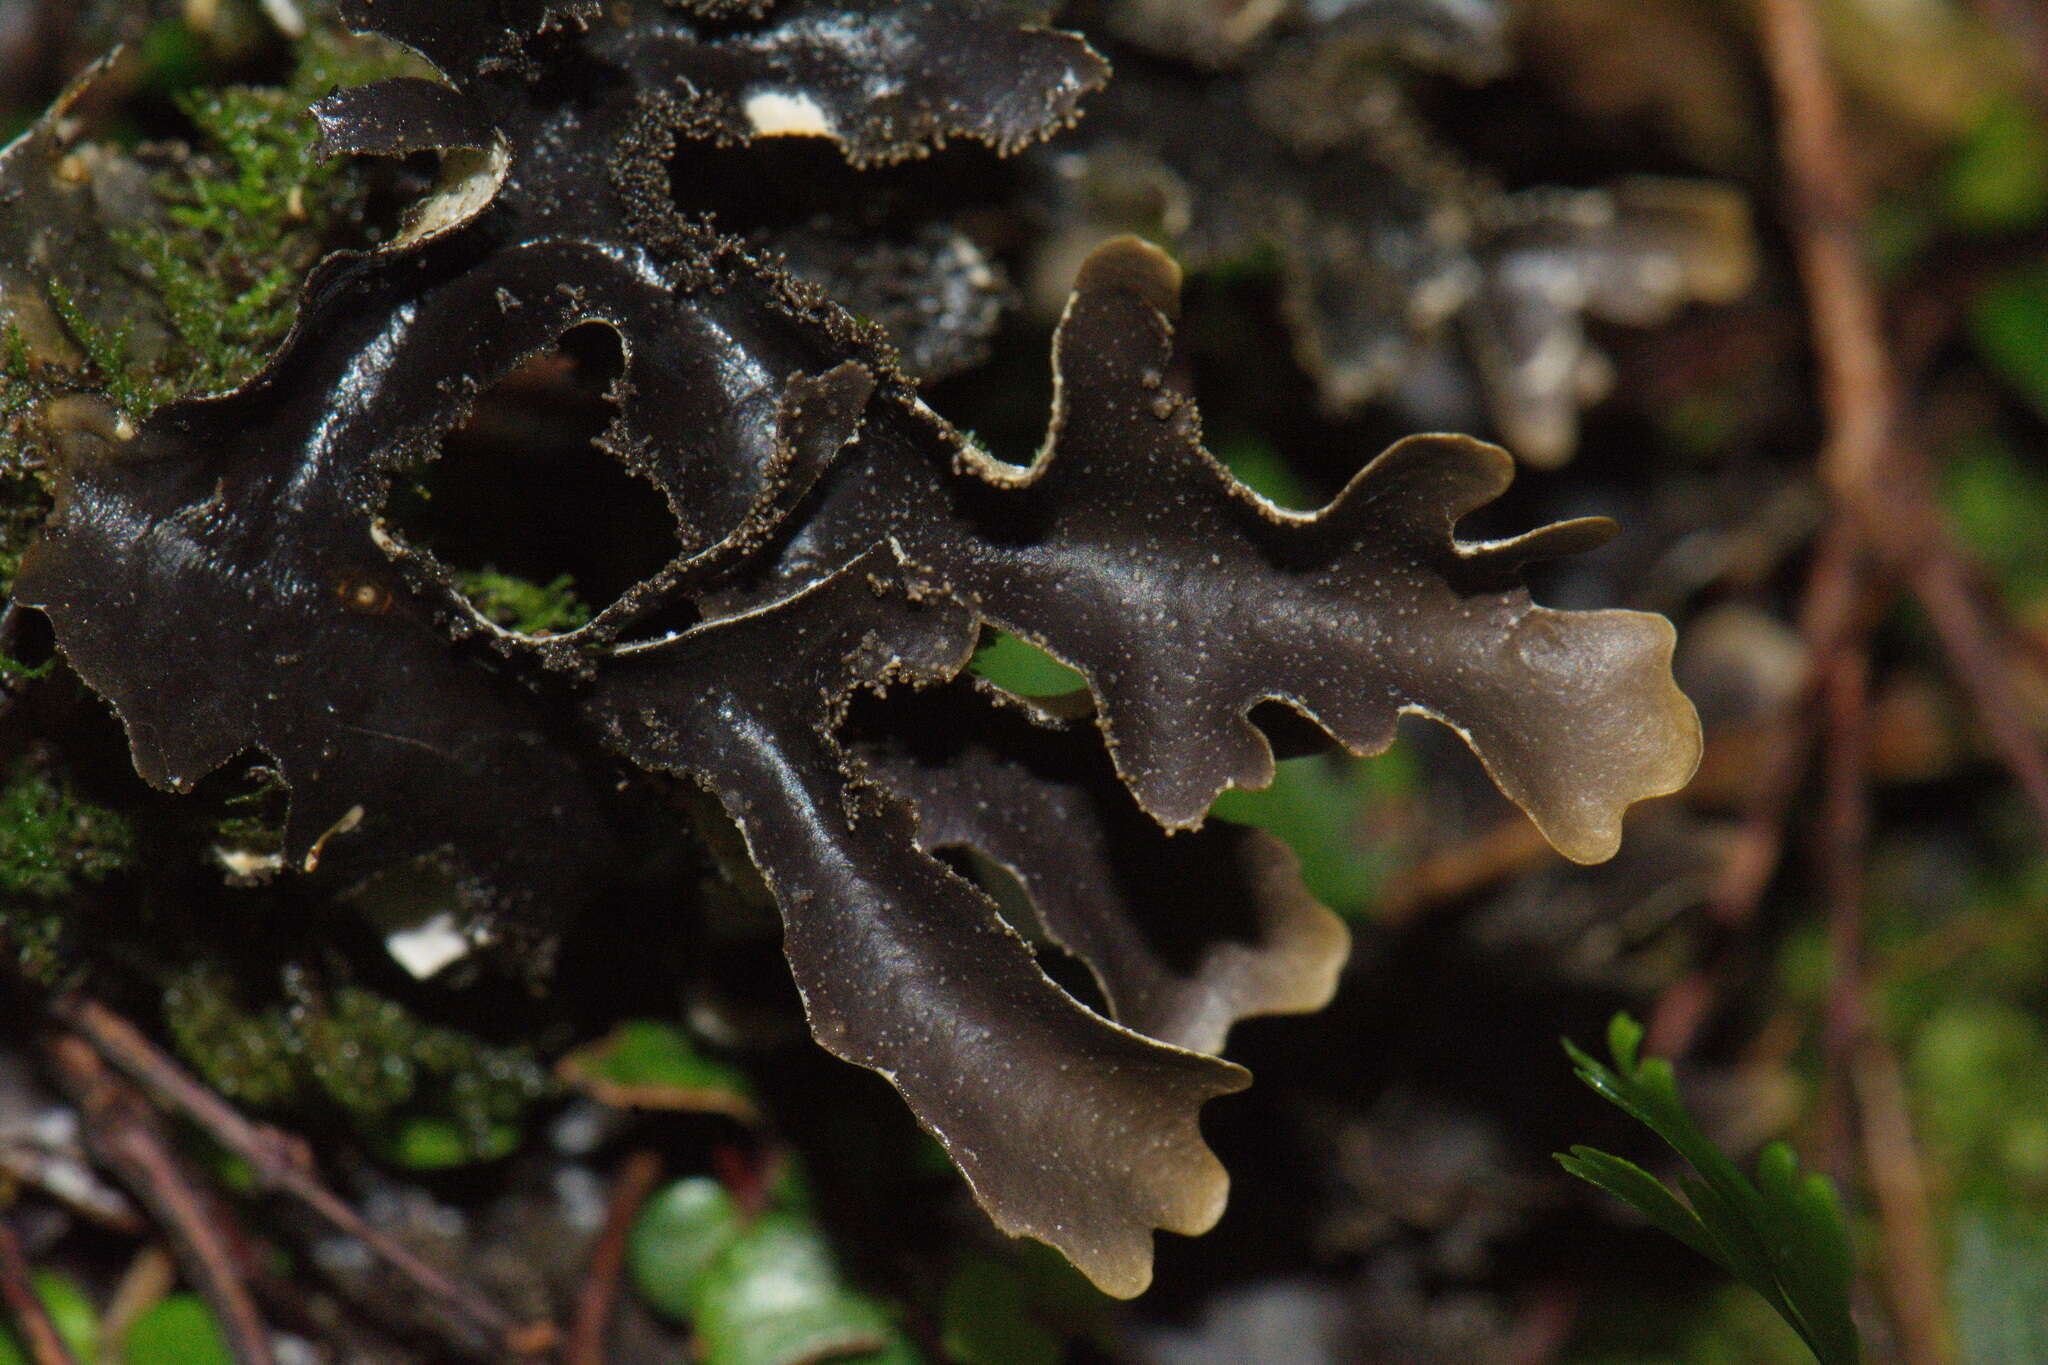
<box><xmin>7</xmin><ymin>0</ymin><xmax>1702</xmax><ymax>1300</ymax></box>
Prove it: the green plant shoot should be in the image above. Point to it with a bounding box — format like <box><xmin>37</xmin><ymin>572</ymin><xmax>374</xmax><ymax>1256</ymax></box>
<box><xmin>1558</xmin><ymin>1014</ymin><xmax>1860</xmax><ymax>1365</ymax></box>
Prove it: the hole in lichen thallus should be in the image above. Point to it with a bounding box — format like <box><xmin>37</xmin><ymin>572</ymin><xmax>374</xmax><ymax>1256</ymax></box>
<box><xmin>929</xmin><ymin>844</ymin><xmax>1115</xmax><ymax>1020</ymax></box>
<box><xmin>969</xmin><ymin>628</ymin><xmax>1086</xmax><ymax>698</ymax></box>
<box><xmin>383</xmin><ymin>324</ymin><xmax>678</xmax><ymax>631</ymax></box>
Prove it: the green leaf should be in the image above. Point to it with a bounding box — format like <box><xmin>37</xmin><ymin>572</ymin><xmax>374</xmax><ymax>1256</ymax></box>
<box><xmin>1940</xmin><ymin>433</ymin><xmax>2048</xmax><ymax>609</ymax></box>
<box><xmin>630</xmin><ymin>1176</ymin><xmax>746</xmax><ymax>1321</ymax></box>
<box><xmin>1558</xmin><ymin>1014</ymin><xmax>1861</xmax><ymax>1365</ymax></box>
<box><xmin>969</xmin><ymin>631</ymin><xmax>1085</xmax><ymax>698</ymax></box>
<box><xmin>559</xmin><ymin>1020</ymin><xmax>758</xmax><ymax>1121</ymax></box>
<box><xmin>1214</xmin><ymin>435</ymin><xmax>1317</xmax><ymax>511</ymax></box>
<box><xmin>1208</xmin><ymin>750</ymin><xmax>1415</xmax><ymax>915</ymax></box>
<box><xmin>1945</xmin><ymin>95</ymin><xmax>2048</xmax><ymax>234</ymax></box>
<box><xmin>631</xmin><ymin>1178</ymin><xmax>919</xmax><ymax>1365</ymax></box>
<box><xmin>386</xmin><ymin>1114</ymin><xmax>521</xmax><ymax>1169</ymax></box>
<box><xmin>694</xmin><ymin>1214</ymin><xmax>895</xmax><ymax>1365</ymax></box>
<box><xmin>941</xmin><ymin>1256</ymin><xmax>1063</xmax><ymax>1365</ymax></box>
<box><xmin>1557</xmin><ymin>1146</ymin><xmax>1721</xmax><ymax>1264</ymax></box>
<box><xmin>1608</xmin><ymin>1013</ymin><xmax>1644</xmax><ymax>1070</ymax></box>
<box><xmin>0</xmin><ymin>1272</ymin><xmax>99</xmax><ymax>1365</ymax></box>
<box><xmin>123</xmin><ymin>1294</ymin><xmax>234</xmax><ymax>1365</ymax></box>
<box><xmin>1970</xmin><ymin>264</ymin><xmax>2048</xmax><ymax>423</ymax></box>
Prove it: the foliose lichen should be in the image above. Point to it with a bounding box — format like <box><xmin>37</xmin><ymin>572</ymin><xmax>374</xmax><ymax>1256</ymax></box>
<box><xmin>2</xmin><ymin>0</ymin><xmax>1707</xmax><ymax>1295</ymax></box>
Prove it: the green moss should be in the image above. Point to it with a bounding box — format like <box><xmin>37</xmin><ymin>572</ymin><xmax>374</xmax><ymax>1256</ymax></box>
<box><xmin>389</xmin><ymin>1114</ymin><xmax>522</xmax><ymax>1170</ymax></box>
<box><xmin>0</xmin><ymin>762</ymin><xmax>133</xmax><ymax>899</ymax></box>
<box><xmin>44</xmin><ymin>278</ymin><xmax>155</xmax><ymax>417</ymax></box>
<box><xmin>0</xmin><ymin>904</ymin><xmax>69</xmax><ymax>988</ymax></box>
<box><xmin>0</xmin><ymin>760</ymin><xmax>134</xmax><ymax>981</ymax></box>
<box><xmin>0</xmin><ymin>472</ymin><xmax>52</xmax><ymax>609</ymax></box>
<box><xmin>454</xmin><ymin>568</ymin><xmax>595</xmax><ymax>635</ymax></box>
<box><xmin>112</xmin><ymin>31</ymin><xmax>421</xmax><ymax>407</ymax></box>
<box><xmin>163</xmin><ymin>970</ymin><xmax>300</xmax><ymax>1107</ymax></box>
<box><xmin>211</xmin><ymin>765</ymin><xmax>290</xmax><ymax>863</ymax></box>
<box><xmin>2</xmin><ymin>24</ymin><xmax>426</xmax><ymax>468</ymax></box>
<box><xmin>164</xmin><ymin>964</ymin><xmax>554</xmax><ymax>1166</ymax></box>
<box><xmin>1</xmin><ymin>14</ymin><xmax>431</xmax><ymax>577</ymax></box>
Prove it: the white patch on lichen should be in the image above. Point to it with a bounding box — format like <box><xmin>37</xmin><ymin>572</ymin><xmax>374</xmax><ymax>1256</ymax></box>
<box><xmin>395</xmin><ymin>138</ymin><xmax>511</xmax><ymax>248</ymax></box>
<box><xmin>743</xmin><ymin>90</ymin><xmax>836</xmax><ymax>139</ymax></box>
<box><xmin>214</xmin><ymin>847</ymin><xmax>286</xmax><ymax>882</ymax></box>
<box><xmin>384</xmin><ymin>911</ymin><xmax>477</xmax><ymax>979</ymax></box>
<box><xmin>257</xmin><ymin>0</ymin><xmax>306</xmax><ymax>37</ymax></box>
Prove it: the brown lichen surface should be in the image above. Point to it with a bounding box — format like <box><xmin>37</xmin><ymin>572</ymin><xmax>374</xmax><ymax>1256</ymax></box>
<box><xmin>8</xmin><ymin>0</ymin><xmax>1700</xmax><ymax>1296</ymax></box>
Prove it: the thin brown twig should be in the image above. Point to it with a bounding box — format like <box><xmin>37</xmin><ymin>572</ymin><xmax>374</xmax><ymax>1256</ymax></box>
<box><xmin>46</xmin><ymin>994</ymin><xmax>555</xmax><ymax>1358</ymax></box>
<box><xmin>1648</xmin><ymin>521</ymin><xmax>1876</xmax><ymax>1058</ymax></box>
<box><xmin>1910</xmin><ymin>550</ymin><xmax>2048</xmax><ymax>818</ymax></box>
<box><xmin>100</xmin><ymin>1245</ymin><xmax>178</xmax><ymax>1356</ymax></box>
<box><xmin>1853</xmin><ymin>1033</ymin><xmax>1951</xmax><ymax>1365</ymax></box>
<box><xmin>1818</xmin><ymin>632</ymin><xmax>1872</xmax><ymax>1184</ymax></box>
<box><xmin>1645</xmin><ymin>692</ymin><xmax>1821</xmax><ymax>1057</ymax></box>
<box><xmin>1752</xmin><ymin>6</ymin><xmax>2004</xmax><ymax>1360</ymax></box>
<box><xmin>566</xmin><ymin>1149</ymin><xmax>664</xmax><ymax>1365</ymax></box>
<box><xmin>1811</xmin><ymin>592</ymin><xmax>1954</xmax><ymax>1365</ymax></box>
<box><xmin>43</xmin><ymin>1034</ymin><xmax>277</xmax><ymax>1365</ymax></box>
<box><xmin>0</xmin><ymin>1134</ymin><xmax>146</xmax><ymax>1238</ymax></box>
<box><xmin>0</xmin><ymin>1207</ymin><xmax>79</xmax><ymax>1365</ymax></box>
<box><xmin>1756</xmin><ymin>0</ymin><xmax>1898</xmax><ymax>498</ymax></box>
<box><xmin>1759</xmin><ymin>0</ymin><xmax>2048</xmax><ymax>835</ymax></box>
<box><xmin>1373</xmin><ymin>816</ymin><xmax>1552</xmax><ymax>924</ymax></box>
<box><xmin>1706</xmin><ymin>521</ymin><xmax>1867</xmax><ymax>929</ymax></box>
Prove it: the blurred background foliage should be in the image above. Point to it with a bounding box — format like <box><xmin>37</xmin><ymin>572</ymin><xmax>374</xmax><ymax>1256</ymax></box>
<box><xmin>7</xmin><ymin>0</ymin><xmax>2048</xmax><ymax>1362</ymax></box>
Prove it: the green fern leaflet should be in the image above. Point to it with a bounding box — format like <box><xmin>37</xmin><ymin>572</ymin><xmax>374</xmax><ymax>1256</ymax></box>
<box><xmin>1558</xmin><ymin>1014</ymin><xmax>1860</xmax><ymax>1365</ymax></box>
